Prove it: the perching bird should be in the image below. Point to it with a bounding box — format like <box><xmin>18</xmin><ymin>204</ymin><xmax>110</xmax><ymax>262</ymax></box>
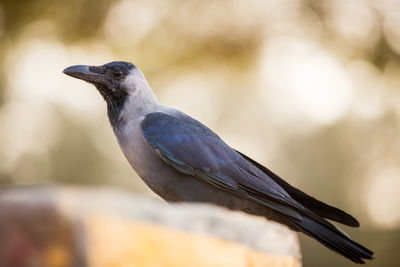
<box><xmin>63</xmin><ymin>61</ymin><xmax>373</xmax><ymax>264</ymax></box>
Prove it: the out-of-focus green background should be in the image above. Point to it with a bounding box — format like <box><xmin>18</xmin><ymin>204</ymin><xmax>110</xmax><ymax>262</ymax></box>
<box><xmin>0</xmin><ymin>0</ymin><xmax>398</xmax><ymax>266</ymax></box>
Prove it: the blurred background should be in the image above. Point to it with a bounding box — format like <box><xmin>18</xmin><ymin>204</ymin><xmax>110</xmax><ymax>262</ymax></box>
<box><xmin>0</xmin><ymin>0</ymin><xmax>399</xmax><ymax>266</ymax></box>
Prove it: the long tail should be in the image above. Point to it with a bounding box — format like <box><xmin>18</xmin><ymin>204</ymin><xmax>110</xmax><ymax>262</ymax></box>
<box><xmin>285</xmin><ymin>215</ymin><xmax>374</xmax><ymax>264</ymax></box>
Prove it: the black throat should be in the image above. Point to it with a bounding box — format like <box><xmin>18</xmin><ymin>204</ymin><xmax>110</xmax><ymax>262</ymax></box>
<box><xmin>107</xmin><ymin>95</ymin><xmax>127</xmax><ymax>127</ymax></box>
<box><xmin>96</xmin><ymin>84</ymin><xmax>128</xmax><ymax>127</ymax></box>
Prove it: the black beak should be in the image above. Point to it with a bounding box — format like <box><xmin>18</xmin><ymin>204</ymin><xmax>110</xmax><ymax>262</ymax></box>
<box><xmin>63</xmin><ymin>65</ymin><xmax>107</xmax><ymax>85</ymax></box>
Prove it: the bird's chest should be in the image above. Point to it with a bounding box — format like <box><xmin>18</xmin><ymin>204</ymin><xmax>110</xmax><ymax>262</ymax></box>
<box><xmin>114</xmin><ymin>121</ymin><xmax>154</xmax><ymax>174</ymax></box>
<box><xmin>113</xmin><ymin>121</ymin><xmax>179</xmax><ymax>198</ymax></box>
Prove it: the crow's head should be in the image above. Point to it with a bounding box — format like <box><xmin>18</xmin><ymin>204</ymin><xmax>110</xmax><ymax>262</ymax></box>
<box><xmin>63</xmin><ymin>61</ymin><xmax>157</xmax><ymax>125</ymax></box>
<box><xmin>64</xmin><ymin>61</ymin><xmax>143</xmax><ymax>103</ymax></box>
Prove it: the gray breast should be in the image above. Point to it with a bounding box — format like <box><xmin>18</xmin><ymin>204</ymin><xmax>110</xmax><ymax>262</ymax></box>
<box><xmin>113</xmin><ymin>117</ymin><xmax>181</xmax><ymax>200</ymax></box>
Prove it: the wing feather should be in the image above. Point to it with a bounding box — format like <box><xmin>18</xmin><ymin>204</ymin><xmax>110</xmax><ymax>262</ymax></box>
<box><xmin>235</xmin><ymin>150</ymin><xmax>360</xmax><ymax>227</ymax></box>
<box><xmin>142</xmin><ymin>112</ymin><xmax>317</xmax><ymax>223</ymax></box>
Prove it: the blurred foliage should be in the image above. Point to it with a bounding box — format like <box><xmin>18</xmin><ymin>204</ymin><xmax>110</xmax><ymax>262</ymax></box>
<box><xmin>0</xmin><ymin>0</ymin><xmax>400</xmax><ymax>266</ymax></box>
<box><xmin>0</xmin><ymin>0</ymin><xmax>110</xmax><ymax>41</ymax></box>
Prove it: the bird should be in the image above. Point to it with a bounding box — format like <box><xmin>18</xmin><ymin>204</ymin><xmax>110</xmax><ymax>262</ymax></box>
<box><xmin>63</xmin><ymin>61</ymin><xmax>374</xmax><ymax>264</ymax></box>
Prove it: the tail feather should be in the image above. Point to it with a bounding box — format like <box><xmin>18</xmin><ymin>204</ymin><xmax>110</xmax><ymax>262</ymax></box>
<box><xmin>286</xmin><ymin>216</ymin><xmax>373</xmax><ymax>264</ymax></box>
<box><xmin>236</xmin><ymin>150</ymin><xmax>360</xmax><ymax>227</ymax></box>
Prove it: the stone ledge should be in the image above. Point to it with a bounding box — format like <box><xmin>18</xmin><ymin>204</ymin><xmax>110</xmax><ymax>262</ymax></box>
<box><xmin>0</xmin><ymin>185</ymin><xmax>301</xmax><ymax>267</ymax></box>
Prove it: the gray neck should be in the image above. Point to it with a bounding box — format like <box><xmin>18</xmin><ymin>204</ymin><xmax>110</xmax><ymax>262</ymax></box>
<box><xmin>109</xmin><ymin>80</ymin><xmax>159</xmax><ymax>128</ymax></box>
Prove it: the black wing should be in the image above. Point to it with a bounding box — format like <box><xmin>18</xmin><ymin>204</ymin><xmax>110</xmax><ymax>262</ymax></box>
<box><xmin>236</xmin><ymin>151</ymin><xmax>359</xmax><ymax>227</ymax></box>
<box><xmin>141</xmin><ymin>112</ymin><xmax>304</xmax><ymax>221</ymax></box>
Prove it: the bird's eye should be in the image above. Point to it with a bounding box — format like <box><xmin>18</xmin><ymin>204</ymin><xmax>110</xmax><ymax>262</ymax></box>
<box><xmin>113</xmin><ymin>70</ymin><xmax>122</xmax><ymax>77</ymax></box>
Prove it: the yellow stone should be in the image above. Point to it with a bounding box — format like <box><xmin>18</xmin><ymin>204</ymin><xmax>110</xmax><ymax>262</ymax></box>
<box><xmin>85</xmin><ymin>215</ymin><xmax>300</xmax><ymax>267</ymax></box>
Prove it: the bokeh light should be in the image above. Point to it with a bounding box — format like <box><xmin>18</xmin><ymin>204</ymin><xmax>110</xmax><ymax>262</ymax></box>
<box><xmin>259</xmin><ymin>38</ymin><xmax>354</xmax><ymax>127</ymax></box>
<box><xmin>363</xmin><ymin>166</ymin><xmax>400</xmax><ymax>229</ymax></box>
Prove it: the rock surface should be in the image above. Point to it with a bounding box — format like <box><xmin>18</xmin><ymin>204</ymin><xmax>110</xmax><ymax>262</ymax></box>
<box><xmin>0</xmin><ymin>185</ymin><xmax>301</xmax><ymax>267</ymax></box>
